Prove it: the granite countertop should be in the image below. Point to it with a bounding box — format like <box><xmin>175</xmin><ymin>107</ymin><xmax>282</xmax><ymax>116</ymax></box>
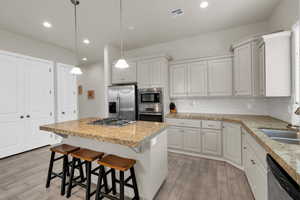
<box><xmin>40</xmin><ymin>118</ymin><xmax>168</xmax><ymax>148</ymax></box>
<box><xmin>166</xmin><ymin>113</ymin><xmax>300</xmax><ymax>185</ymax></box>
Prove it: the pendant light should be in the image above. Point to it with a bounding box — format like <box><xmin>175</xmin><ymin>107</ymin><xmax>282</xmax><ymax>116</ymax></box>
<box><xmin>115</xmin><ymin>0</ymin><xmax>129</xmax><ymax>69</ymax></box>
<box><xmin>70</xmin><ymin>0</ymin><xmax>83</xmax><ymax>75</ymax></box>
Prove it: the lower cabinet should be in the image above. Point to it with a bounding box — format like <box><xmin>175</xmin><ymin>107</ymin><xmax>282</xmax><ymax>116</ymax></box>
<box><xmin>167</xmin><ymin>127</ymin><xmax>184</xmax><ymax>149</ymax></box>
<box><xmin>201</xmin><ymin>129</ymin><xmax>222</xmax><ymax>156</ymax></box>
<box><xmin>183</xmin><ymin>128</ymin><xmax>201</xmax><ymax>153</ymax></box>
<box><xmin>223</xmin><ymin>122</ymin><xmax>242</xmax><ymax>165</ymax></box>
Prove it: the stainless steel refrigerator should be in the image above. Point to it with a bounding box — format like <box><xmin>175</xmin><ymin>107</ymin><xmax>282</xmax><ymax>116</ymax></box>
<box><xmin>108</xmin><ymin>85</ymin><xmax>137</xmax><ymax>121</ymax></box>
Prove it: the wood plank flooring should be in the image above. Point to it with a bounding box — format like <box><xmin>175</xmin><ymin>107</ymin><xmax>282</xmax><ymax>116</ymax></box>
<box><xmin>0</xmin><ymin>147</ymin><xmax>254</xmax><ymax>200</ymax></box>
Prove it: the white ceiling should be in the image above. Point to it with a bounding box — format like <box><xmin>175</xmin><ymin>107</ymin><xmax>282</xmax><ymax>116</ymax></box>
<box><xmin>0</xmin><ymin>0</ymin><xmax>281</xmax><ymax>63</ymax></box>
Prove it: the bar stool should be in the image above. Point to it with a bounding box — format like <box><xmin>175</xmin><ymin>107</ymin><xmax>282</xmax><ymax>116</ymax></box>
<box><xmin>46</xmin><ymin>144</ymin><xmax>83</xmax><ymax>196</ymax></box>
<box><xmin>95</xmin><ymin>155</ymin><xmax>140</xmax><ymax>200</ymax></box>
<box><xmin>66</xmin><ymin>148</ymin><xmax>108</xmax><ymax>200</ymax></box>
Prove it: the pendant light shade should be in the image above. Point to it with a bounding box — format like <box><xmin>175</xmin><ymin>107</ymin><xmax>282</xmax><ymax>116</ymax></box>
<box><xmin>70</xmin><ymin>67</ymin><xmax>83</xmax><ymax>75</ymax></box>
<box><xmin>115</xmin><ymin>0</ymin><xmax>129</xmax><ymax>69</ymax></box>
<box><xmin>115</xmin><ymin>58</ymin><xmax>129</xmax><ymax>69</ymax></box>
<box><xmin>70</xmin><ymin>0</ymin><xmax>83</xmax><ymax>75</ymax></box>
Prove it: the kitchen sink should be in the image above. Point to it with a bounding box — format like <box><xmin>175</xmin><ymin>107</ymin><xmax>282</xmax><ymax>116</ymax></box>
<box><xmin>259</xmin><ymin>128</ymin><xmax>300</xmax><ymax>145</ymax></box>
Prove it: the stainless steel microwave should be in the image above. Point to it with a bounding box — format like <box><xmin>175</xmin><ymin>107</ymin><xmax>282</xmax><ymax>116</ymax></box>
<box><xmin>138</xmin><ymin>88</ymin><xmax>162</xmax><ymax>104</ymax></box>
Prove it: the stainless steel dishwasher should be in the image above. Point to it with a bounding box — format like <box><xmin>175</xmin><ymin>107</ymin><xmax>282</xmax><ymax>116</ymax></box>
<box><xmin>267</xmin><ymin>155</ymin><xmax>300</xmax><ymax>200</ymax></box>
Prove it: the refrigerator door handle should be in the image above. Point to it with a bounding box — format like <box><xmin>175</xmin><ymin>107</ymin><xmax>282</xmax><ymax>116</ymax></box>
<box><xmin>117</xmin><ymin>96</ymin><xmax>121</xmax><ymax>119</ymax></box>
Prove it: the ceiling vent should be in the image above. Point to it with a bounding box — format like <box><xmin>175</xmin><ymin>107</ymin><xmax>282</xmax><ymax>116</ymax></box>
<box><xmin>170</xmin><ymin>8</ymin><xmax>184</xmax><ymax>17</ymax></box>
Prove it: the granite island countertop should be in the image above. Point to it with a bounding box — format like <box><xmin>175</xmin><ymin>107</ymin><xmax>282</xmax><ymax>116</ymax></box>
<box><xmin>166</xmin><ymin>113</ymin><xmax>300</xmax><ymax>185</ymax></box>
<box><xmin>40</xmin><ymin>118</ymin><xmax>168</xmax><ymax>148</ymax></box>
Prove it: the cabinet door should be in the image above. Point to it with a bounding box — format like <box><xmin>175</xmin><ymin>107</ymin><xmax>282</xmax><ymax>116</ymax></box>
<box><xmin>170</xmin><ymin>64</ymin><xmax>187</xmax><ymax>97</ymax></box>
<box><xmin>183</xmin><ymin>128</ymin><xmax>201</xmax><ymax>152</ymax></box>
<box><xmin>150</xmin><ymin>61</ymin><xmax>163</xmax><ymax>87</ymax></box>
<box><xmin>137</xmin><ymin>62</ymin><xmax>151</xmax><ymax>88</ymax></box>
<box><xmin>187</xmin><ymin>62</ymin><xmax>208</xmax><ymax>96</ymax></box>
<box><xmin>223</xmin><ymin>122</ymin><xmax>242</xmax><ymax>165</ymax></box>
<box><xmin>234</xmin><ymin>43</ymin><xmax>253</xmax><ymax>96</ymax></box>
<box><xmin>24</xmin><ymin>59</ymin><xmax>54</xmax><ymax>149</ymax></box>
<box><xmin>112</xmin><ymin>62</ymin><xmax>137</xmax><ymax>84</ymax></box>
<box><xmin>0</xmin><ymin>54</ymin><xmax>26</xmax><ymax>158</ymax></box>
<box><xmin>208</xmin><ymin>58</ymin><xmax>232</xmax><ymax>96</ymax></box>
<box><xmin>258</xmin><ymin>45</ymin><xmax>266</xmax><ymax>96</ymax></box>
<box><xmin>57</xmin><ymin>64</ymin><xmax>78</xmax><ymax>122</ymax></box>
<box><xmin>167</xmin><ymin>127</ymin><xmax>183</xmax><ymax>149</ymax></box>
<box><xmin>202</xmin><ymin>129</ymin><xmax>222</xmax><ymax>156</ymax></box>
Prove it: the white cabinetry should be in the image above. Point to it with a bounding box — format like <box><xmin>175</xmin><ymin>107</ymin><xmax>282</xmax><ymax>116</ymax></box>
<box><xmin>183</xmin><ymin>128</ymin><xmax>201</xmax><ymax>152</ymax></box>
<box><xmin>167</xmin><ymin>127</ymin><xmax>183</xmax><ymax>149</ymax></box>
<box><xmin>208</xmin><ymin>58</ymin><xmax>233</xmax><ymax>96</ymax></box>
<box><xmin>170</xmin><ymin>64</ymin><xmax>187</xmax><ymax>97</ymax></box>
<box><xmin>56</xmin><ymin>63</ymin><xmax>78</xmax><ymax>122</ymax></box>
<box><xmin>223</xmin><ymin>122</ymin><xmax>242</xmax><ymax>165</ymax></box>
<box><xmin>243</xmin><ymin>130</ymin><xmax>268</xmax><ymax>200</ymax></box>
<box><xmin>187</xmin><ymin>62</ymin><xmax>208</xmax><ymax>96</ymax></box>
<box><xmin>259</xmin><ymin>31</ymin><xmax>291</xmax><ymax>97</ymax></box>
<box><xmin>112</xmin><ymin>62</ymin><xmax>137</xmax><ymax>84</ymax></box>
<box><xmin>0</xmin><ymin>51</ymin><xmax>54</xmax><ymax>158</ymax></box>
<box><xmin>233</xmin><ymin>41</ymin><xmax>259</xmax><ymax>96</ymax></box>
<box><xmin>137</xmin><ymin>57</ymin><xmax>168</xmax><ymax>88</ymax></box>
<box><xmin>202</xmin><ymin>129</ymin><xmax>222</xmax><ymax>156</ymax></box>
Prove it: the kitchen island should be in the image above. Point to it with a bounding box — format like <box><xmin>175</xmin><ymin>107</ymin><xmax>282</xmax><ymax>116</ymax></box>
<box><xmin>40</xmin><ymin>118</ymin><xmax>168</xmax><ymax>200</ymax></box>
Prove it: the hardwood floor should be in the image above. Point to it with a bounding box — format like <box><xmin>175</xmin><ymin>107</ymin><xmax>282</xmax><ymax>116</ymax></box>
<box><xmin>0</xmin><ymin>147</ymin><xmax>254</xmax><ymax>200</ymax></box>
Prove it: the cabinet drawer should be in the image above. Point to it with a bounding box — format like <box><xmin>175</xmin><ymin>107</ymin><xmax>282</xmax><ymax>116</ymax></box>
<box><xmin>244</xmin><ymin>131</ymin><xmax>267</xmax><ymax>170</ymax></box>
<box><xmin>166</xmin><ymin>118</ymin><xmax>201</xmax><ymax>128</ymax></box>
<box><xmin>202</xmin><ymin>120</ymin><xmax>222</xmax><ymax>129</ymax></box>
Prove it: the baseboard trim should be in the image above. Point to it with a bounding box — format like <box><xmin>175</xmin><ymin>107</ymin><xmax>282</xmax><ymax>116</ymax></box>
<box><xmin>168</xmin><ymin>148</ymin><xmax>244</xmax><ymax>171</ymax></box>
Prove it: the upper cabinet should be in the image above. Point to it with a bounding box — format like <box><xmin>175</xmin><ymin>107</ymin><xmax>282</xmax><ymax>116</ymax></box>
<box><xmin>170</xmin><ymin>56</ymin><xmax>233</xmax><ymax>98</ymax></box>
<box><xmin>111</xmin><ymin>61</ymin><xmax>137</xmax><ymax>84</ymax></box>
<box><xmin>259</xmin><ymin>31</ymin><xmax>291</xmax><ymax>97</ymax></box>
<box><xmin>137</xmin><ymin>57</ymin><xmax>169</xmax><ymax>88</ymax></box>
<box><xmin>187</xmin><ymin>61</ymin><xmax>208</xmax><ymax>96</ymax></box>
<box><xmin>208</xmin><ymin>58</ymin><xmax>233</xmax><ymax>96</ymax></box>
<box><xmin>233</xmin><ymin>40</ymin><xmax>259</xmax><ymax>96</ymax></box>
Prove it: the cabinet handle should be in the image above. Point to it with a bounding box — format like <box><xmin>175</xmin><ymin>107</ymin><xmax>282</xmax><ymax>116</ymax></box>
<box><xmin>26</xmin><ymin>115</ymin><xmax>30</xmax><ymax>118</ymax></box>
<box><xmin>20</xmin><ymin>116</ymin><xmax>24</xmax><ymax>119</ymax></box>
<box><xmin>251</xmin><ymin>160</ymin><xmax>256</xmax><ymax>165</ymax></box>
<box><xmin>62</xmin><ymin>112</ymin><xmax>65</xmax><ymax>115</ymax></box>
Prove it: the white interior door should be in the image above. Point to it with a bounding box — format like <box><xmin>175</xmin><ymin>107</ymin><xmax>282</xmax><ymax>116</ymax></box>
<box><xmin>24</xmin><ymin>59</ymin><xmax>54</xmax><ymax>149</ymax></box>
<box><xmin>0</xmin><ymin>53</ymin><xmax>26</xmax><ymax>158</ymax></box>
<box><xmin>57</xmin><ymin>63</ymin><xmax>78</xmax><ymax>122</ymax></box>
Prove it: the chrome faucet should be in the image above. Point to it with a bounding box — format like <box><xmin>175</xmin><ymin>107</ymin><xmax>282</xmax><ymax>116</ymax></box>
<box><xmin>287</xmin><ymin>107</ymin><xmax>300</xmax><ymax>130</ymax></box>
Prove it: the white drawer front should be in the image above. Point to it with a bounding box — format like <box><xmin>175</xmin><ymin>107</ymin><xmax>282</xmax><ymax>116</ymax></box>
<box><xmin>166</xmin><ymin>118</ymin><xmax>201</xmax><ymax>128</ymax></box>
<box><xmin>202</xmin><ymin>120</ymin><xmax>222</xmax><ymax>130</ymax></box>
<box><xmin>245</xmin><ymin>131</ymin><xmax>267</xmax><ymax>170</ymax></box>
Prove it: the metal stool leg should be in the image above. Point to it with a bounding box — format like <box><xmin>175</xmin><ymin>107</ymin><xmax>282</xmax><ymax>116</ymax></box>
<box><xmin>46</xmin><ymin>151</ymin><xmax>55</xmax><ymax>188</ymax></box>
<box><xmin>95</xmin><ymin>167</ymin><xmax>103</xmax><ymax>200</ymax></box>
<box><xmin>66</xmin><ymin>158</ymin><xmax>76</xmax><ymax>198</ymax></box>
<box><xmin>78</xmin><ymin>159</ymin><xmax>85</xmax><ymax>182</ymax></box>
<box><xmin>130</xmin><ymin>167</ymin><xmax>140</xmax><ymax>200</ymax></box>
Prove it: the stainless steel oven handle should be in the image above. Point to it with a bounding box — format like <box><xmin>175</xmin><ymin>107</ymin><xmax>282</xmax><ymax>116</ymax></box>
<box><xmin>139</xmin><ymin>112</ymin><xmax>163</xmax><ymax>116</ymax></box>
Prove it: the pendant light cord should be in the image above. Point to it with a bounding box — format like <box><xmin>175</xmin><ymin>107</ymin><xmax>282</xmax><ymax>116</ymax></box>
<box><xmin>120</xmin><ymin>0</ymin><xmax>124</xmax><ymax>58</ymax></box>
<box><xmin>72</xmin><ymin>0</ymin><xmax>80</xmax><ymax>65</ymax></box>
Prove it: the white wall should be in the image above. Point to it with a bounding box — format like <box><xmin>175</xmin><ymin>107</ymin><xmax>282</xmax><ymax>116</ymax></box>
<box><xmin>126</xmin><ymin>22</ymin><xmax>268</xmax><ymax>61</ymax></box>
<box><xmin>78</xmin><ymin>62</ymin><xmax>105</xmax><ymax>118</ymax></box>
<box><xmin>0</xmin><ymin>28</ymin><xmax>75</xmax><ymax>64</ymax></box>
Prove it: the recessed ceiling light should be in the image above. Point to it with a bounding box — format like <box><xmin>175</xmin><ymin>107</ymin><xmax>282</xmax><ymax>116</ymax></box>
<box><xmin>43</xmin><ymin>21</ymin><xmax>52</xmax><ymax>28</ymax></box>
<box><xmin>128</xmin><ymin>26</ymin><xmax>135</xmax><ymax>30</ymax></box>
<box><xmin>83</xmin><ymin>39</ymin><xmax>90</xmax><ymax>44</ymax></box>
<box><xmin>82</xmin><ymin>57</ymin><xmax>87</xmax><ymax>61</ymax></box>
<box><xmin>200</xmin><ymin>1</ymin><xmax>209</xmax><ymax>8</ymax></box>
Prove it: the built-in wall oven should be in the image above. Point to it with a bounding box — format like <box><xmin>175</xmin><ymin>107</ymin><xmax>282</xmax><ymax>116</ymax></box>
<box><xmin>138</xmin><ymin>88</ymin><xmax>163</xmax><ymax>122</ymax></box>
